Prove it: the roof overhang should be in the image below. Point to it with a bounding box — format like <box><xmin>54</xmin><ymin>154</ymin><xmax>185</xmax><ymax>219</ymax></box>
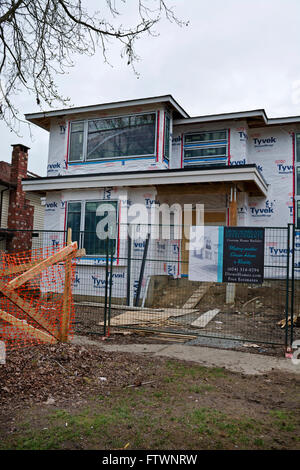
<box><xmin>25</xmin><ymin>95</ymin><xmax>189</xmax><ymax>131</ymax></box>
<box><xmin>174</xmin><ymin>109</ymin><xmax>300</xmax><ymax>129</ymax></box>
<box><xmin>22</xmin><ymin>165</ymin><xmax>268</xmax><ymax>198</ymax></box>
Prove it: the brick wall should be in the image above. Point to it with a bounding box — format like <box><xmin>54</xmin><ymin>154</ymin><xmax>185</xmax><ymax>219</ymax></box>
<box><xmin>0</xmin><ymin>161</ymin><xmax>11</xmax><ymax>185</ymax></box>
<box><xmin>7</xmin><ymin>144</ymin><xmax>34</xmax><ymax>252</ymax></box>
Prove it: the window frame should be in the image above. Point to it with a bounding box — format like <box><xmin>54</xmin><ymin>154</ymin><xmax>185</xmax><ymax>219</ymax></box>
<box><xmin>163</xmin><ymin>112</ymin><xmax>171</xmax><ymax>162</ymax></box>
<box><xmin>295</xmin><ymin>133</ymin><xmax>300</xmax><ymax>228</ymax></box>
<box><xmin>68</xmin><ymin>111</ymin><xmax>158</xmax><ymax>163</ymax></box>
<box><xmin>183</xmin><ymin>129</ymin><xmax>228</xmax><ymax>167</ymax></box>
<box><xmin>66</xmin><ymin>199</ymin><xmax>119</xmax><ymax>257</ymax></box>
<box><xmin>68</xmin><ymin>121</ymin><xmax>85</xmax><ymax>163</ymax></box>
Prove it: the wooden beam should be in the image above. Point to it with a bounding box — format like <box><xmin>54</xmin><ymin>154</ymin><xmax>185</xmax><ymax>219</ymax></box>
<box><xmin>7</xmin><ymin>242</ymin><xmax>78</xmax><ymax>290</ymax></box>
<box><xmin>1</xmin><ymin>249</ymin><xmax>85</xmax><ymax>277</ymax></box>
<box><xmin>191</xmin><ymin>309</ymin><xmax>220</xmax><ymax>328</ymax></box>
<box><xmin>229</xmin><ymin>186</ymin><xmax>238</xmax><ymax>227</ymax></box>
<box><xmin>0</xmin><ymin>309</ymin><xmax>57</xmax><ymax>344</ymax></box>
<box><xmin>0</xmin><ymin>286</ymin><xmax>60</xmax><ymax>339</ymax></box>
<box><xmin>60</xmin><ymin>228</ymin><xmax>72</xmax><ymax>342</ymax></box>
<box><xmin>73</xmin><ymin>248</ymin><xmax>86</xmax><ymax>259</ymax></box>
<box><xmin>2</xmin><ymin>260</ymin><xmax>41</xmax><ymax>277</ymax></box>
<box><xmin>229</xmin><ymin>199</ymin><xmax>237</xmax><ymax>226</ymax></box>
<box><xmin>0</xmin><ymin>240</ymin><xmax>86</xmax><ymax>344</ymax></box>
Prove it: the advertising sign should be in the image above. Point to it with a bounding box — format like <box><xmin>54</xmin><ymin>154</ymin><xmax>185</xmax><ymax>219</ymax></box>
<box><xmin>223</xmin><ymin>227</ymin><xmax>264</xmax><ymax>284</ymax></box>
<box><xmin>188</xmin><ymin>226</ymin><xmax>265</xmax><ymax>284</ymax></box>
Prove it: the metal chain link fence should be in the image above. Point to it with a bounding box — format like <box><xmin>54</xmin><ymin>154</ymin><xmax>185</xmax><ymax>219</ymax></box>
<box><xmin>0</xmin><ymin>226</ymin><xmax>299</xmax><ymax>348</ymax></box>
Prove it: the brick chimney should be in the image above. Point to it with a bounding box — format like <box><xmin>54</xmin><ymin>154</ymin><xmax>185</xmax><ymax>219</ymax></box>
<box><xmin>7</xmin><ymin>144</ymin><xmax>34</xmax><ymax>252</ymax></box>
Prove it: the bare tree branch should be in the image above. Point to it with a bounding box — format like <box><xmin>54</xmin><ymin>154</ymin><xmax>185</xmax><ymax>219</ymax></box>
<box><xmin>0</xmin><ymin>0</ymin><xmax>188</xmax><ymax>134</ymax></box>
<box><xmin>0</xmin><ymin>0</ymin><xmax>25</xmax><ymax>24</ymax></box>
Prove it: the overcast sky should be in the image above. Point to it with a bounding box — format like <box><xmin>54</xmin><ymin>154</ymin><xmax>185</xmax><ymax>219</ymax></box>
<box><xmin>1</xmin><ymin>0</ymin><xmax>300</xmax><ymax>175</ymax></box>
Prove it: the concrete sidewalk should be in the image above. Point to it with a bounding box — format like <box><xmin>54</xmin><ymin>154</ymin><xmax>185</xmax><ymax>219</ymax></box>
<box><xmin>72</xmin><ymin>336</ymin><xmax>300</xmax><ymax>376</ymax></box>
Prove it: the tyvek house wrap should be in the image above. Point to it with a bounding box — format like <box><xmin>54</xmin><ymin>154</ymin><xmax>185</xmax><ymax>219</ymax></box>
<box><xmin>47</xmin><ymin>117</ymin><xmax>294</xmax><ymax>229</ymax></box>
<box><xmin>243</xmin><ymin>126</ymin><xmax>300</xmax><ymax>279</ymax></box>
<box><xmin>41</xmin><ymin>185</ymin><xmax>180</xmax><ymax>300</ymax></box>
<box><xmin>247</xmin><ymin>127</ymin><xmax>294</xmax><ymax>227</ymax></box>
<box><xmin>43</xmin><ymin>117</ymin><xmax>300</xmax><ymax>286</ymax></box>
<box><xmin>46</xmin><ymin>109</ymin><xmax>170</xmax><ymax>178</ymax></box>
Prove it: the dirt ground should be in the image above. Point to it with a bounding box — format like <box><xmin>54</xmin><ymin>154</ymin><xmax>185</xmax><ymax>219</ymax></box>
<box><xmin>0</xmin><ymin>340</ymin><xmax>299</xmax><ymax>450</ymax></box>
<box><xmin>74</xmin><ymin>278</ymin><xmax>300</xmax><ymax>354</ymax></box>
<box><xmin>151</xmin><ymin>281</ymin><xmax>299</xmax><ymax>345</ymax></box>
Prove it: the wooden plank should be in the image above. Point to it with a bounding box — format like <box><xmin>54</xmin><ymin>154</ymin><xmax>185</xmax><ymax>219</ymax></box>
<box><xmin>60</xmin><ymin>228</ymin><xmax>72</xmax><ymax>342</ymax></box>
<box><xmin>7</xmin><ymin>242</ymin><xmax>78</xmax><ymax>290</ymax></box>
<box><xmin>0</xmin><ymin>242</ymin><xmax>85</xmax><ymax>344</ymax></box>
<box><xmin>191</xmin><ymin>309</ymin><xmax>220</xmax><ymax>328</ymax></box>
<box><xmin>99</xmin><ymin>311</ymin><xmax>170</xmax><ymax>326</ymax></box>
<box><xmin>277</xmin><ymin>314</ymin><xmax>299</xmax><ymax>329</ymax></box>
<box><xmin>161</xmin><ymin>308</ymin><xmax>198</xmax><ymax>316</ymax></box>
<box><xmin>73</xmin><ymin>248</ymin><xmax>86</xmax><ymax>258</ymax></box>
<box><xmin>111</xmin><ymin>329</ymin><xmax>197</xmax><ymax>340</ymax></box>
<box><xmin>75</xmin><ymin>301</ymin><xmax>165</xmax><ymax>313</ymax></box>
<box><xmin>0</xmin><ymin>309</ymin><xmax>57</xmax><ymax>344</ymax></box>
<box><xmin>229</xmin><ymin>199</ymin><xmax>237</xmax><ymax>226</ymax></box>
<box><xmin>0</xmin><ymin>286</ymin><xmax>60</xmax><ymax>339</ymax></box>
<box><xmin>182</xmin><ymin>283</ymin><xmax>213</xmax><ymax>309</ymax></box>
<box><xmin>1</xmin><ymin>249</ymin><xmax>85</xmax><ymax>278</ymax></box>
<box><xmin>155</xmin><ymin>332</ymin><xmax>197</xmax><ymax>339</ymax></box>
<box><xmin>100</xmin><ymin>308</ymin><xmax>197</xmax><ymax>327</ymax></box>
<box><xmin>2</xmin><ymin>260</ymin><xmax>41</xmax><ymax>277</ymax></box>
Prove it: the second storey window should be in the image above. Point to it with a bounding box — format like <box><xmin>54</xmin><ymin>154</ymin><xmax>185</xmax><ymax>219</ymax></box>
<box><xmin>183</xmin><ymin>130</ymin><xmax>228</xmax><ymax>166</ymax></box>
<box><xmin>68</xmin><ymin>113</ymin><xmax>157</xmax><ymax>162</ymax></box>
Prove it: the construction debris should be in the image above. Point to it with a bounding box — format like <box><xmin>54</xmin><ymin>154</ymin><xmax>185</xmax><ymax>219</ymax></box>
<box><xmin>277</xmin><ymin>315</ymin><xmax>300</xmax><ymax>329</ymax></box>
<box><xmin>241</xmin><ymin>297</ymin><xmax>260</xmax><ymax>310</ymax></box>
<box><xmin>99</xmin><ymin>308</ymin><xmax>198</xmax><ymax>327</ymax></box>
<box><xmin>151</xmin><ymin>333</ymin><xmax>197</xmax><ymax>343</ymax></box>
<box><xmin>76</xmin><ymin>301</ymin><xmax>164</xmax><ymax>313</ymax></box>
<box><xmin>191</xmin><ymin>309</ymin><xmax>220</xmax><ymax>328</ymax></box>
<box><xmin>182</xmin><ymin>283</ymin><xmax>214</xmax><ymax>309</ymax></box>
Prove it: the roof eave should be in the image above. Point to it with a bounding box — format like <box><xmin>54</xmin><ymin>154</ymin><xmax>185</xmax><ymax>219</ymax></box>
<box><xmin>174</xmin><ymin>110</ymin><xmax>300</xmax><ymax>128</ymax></box>
<box><xmin>25</xmin><ymin>95</ymin><xmax>189</xmax><ymax>131</ymax></box>
<box><xmin>22</xmin><ymin>165</ymin><xmax>268</xmax><ymax>198</ymax></box>
<box><xmin>174</xmin><ymin>110</ymin><xmax>268</xmax><ymax>127</ymax></box>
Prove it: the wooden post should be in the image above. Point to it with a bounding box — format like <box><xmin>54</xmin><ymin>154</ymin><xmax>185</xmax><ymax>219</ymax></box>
<box><xmin>60</xmin><ymin>228</ymin><xmax>72</xmax><ymax>342</ymax></box>
<box><xmin>229</xmin><ymin>200</ymin><xmax>237</xmax><ymax>227</ymax></box>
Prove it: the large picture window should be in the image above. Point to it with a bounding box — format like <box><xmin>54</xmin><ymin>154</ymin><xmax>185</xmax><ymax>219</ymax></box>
<box><xmin>67</xmin><ymin>201</ymin><xmax>118</xmax><ymax>256</ymax></box>
<box><xmin>68</xmin><ymin>113</ymin><xmax>157</xmax><ymax>163</ymax></box>
<box><xmin>183</xmin><ymin>130</ymin><xmax>228</xmax><ymax>166</ymax></box>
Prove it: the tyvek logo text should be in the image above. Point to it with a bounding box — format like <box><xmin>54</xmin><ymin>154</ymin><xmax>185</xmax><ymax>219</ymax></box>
<box><xmin>253</xmin><ymin>137</ymin><xmax>277</xmax><ymax>148</ymax></box>
<box><xmin>250</xmin><ymin>200</ymin><xmax>274</xmax><ymax>217</ymax></box>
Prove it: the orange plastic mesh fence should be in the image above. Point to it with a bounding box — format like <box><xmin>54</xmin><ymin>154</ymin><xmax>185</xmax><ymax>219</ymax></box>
<box><xmin>0</xmin><ymin>243</ymin><xmax>76</xmax><ymax>350</ymax></box>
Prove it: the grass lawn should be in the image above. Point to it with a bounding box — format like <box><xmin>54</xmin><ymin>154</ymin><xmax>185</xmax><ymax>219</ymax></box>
<box><xmin>0</xmin><ymin>343</ymin><xmax>299</xmax><ymax>450</ymax></box>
